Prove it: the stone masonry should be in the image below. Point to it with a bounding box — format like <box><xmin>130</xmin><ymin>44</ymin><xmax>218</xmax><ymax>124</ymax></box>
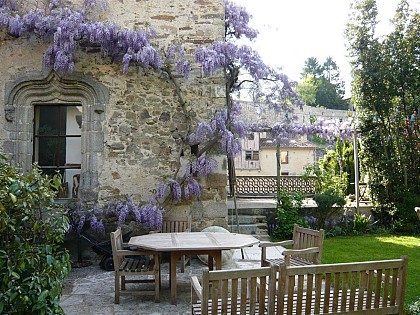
<box><xmin>0</xmin><ymin>0</ymin><xmax>228</xmax><ymax>232</ymax></box>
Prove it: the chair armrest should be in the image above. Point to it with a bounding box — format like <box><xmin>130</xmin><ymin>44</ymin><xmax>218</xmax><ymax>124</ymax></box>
<box><xmin>116</xmin><ymin>249</ymin><xmax>157</xmax><ymax>257</ymax></box>
<box><xmin>259</xmin><ymin>240</ymin><xmax>294</xmax><ymax>248</ymax></box>
<box><xmin>282</xmin><ymin>246</ymin><xmax>320</xmax><ymax>257</ymax></box>
<box><xmin>191</xmin><ymin>276</ymin><xmax>203</xmax><ymax>301</ymax></box>
<box><xmin>122</xmin><ymin>242</ymin><xmax>141</xmax><ymax>249</ymax></box>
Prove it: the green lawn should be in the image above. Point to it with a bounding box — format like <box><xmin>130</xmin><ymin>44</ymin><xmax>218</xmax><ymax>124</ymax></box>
<box><xmin>322</xmin><ymin>235</ymin><xmax>420</xmax><ymax>305</ymax></box>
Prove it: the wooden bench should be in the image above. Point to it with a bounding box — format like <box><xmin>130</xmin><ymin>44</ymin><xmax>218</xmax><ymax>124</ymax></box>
<box><xmin>190</xmin><ymin>256</ymin><xmax>408</xmax><ymax>315</ymax></box>
<box><xmin>260</xmin><ymin>224</ymin><xmax>324</xmax><ymax>267</ymax></box>
<box><xmin>191</xmin><ymin>266</ymin><xmax>277</xmax><ymax>315</ymax></box>
<box><xmin>275</xmin><ymin>256</ymin><xmax>408</xmax><ymax>314</ymax></box>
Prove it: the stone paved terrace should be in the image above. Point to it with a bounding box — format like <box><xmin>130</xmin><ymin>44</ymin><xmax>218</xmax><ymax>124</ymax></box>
<box><xmin>60</xmin><ymin>244</ymin><xmax>283</xmax><ymax>315</ymax></box>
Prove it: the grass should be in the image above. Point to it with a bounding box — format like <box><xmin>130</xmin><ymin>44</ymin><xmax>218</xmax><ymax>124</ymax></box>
<box><xmin>322</xmin><ymin>235</ymin><xmax>420</xmax><ymax>305</ymax></box>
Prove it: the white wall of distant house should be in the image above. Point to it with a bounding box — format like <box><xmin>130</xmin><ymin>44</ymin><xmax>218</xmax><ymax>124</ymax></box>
<box><xmin>236</xmin><ymin>145</ymin><xmax>316</xmax><ymax>176</ymax></box>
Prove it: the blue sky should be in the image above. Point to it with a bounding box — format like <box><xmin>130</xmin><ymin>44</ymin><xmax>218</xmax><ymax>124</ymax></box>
<box><xmin>233</xmin><ymin>0</ymin><xmax>420</xmax><ymax>97</ymax></box>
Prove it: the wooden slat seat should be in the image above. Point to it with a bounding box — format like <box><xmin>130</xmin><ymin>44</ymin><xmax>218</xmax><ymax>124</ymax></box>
<box><xmin>190</xmin><ymin>256</ymin><xmax>408</xmax><ymax>315</ymax></box>
<box><xmin>275</xmin><ymin>256</ymin><xmax>408</xmax><ymax>314</ymax></box>
<box><xmin>260</xmin><ymin>224</ymin><xmax>324</xmax><ymax>267</ymax></box>
<box><xmin>110</xmin><ymin>227</ymin><xmax>160</xmax><ymax>304</ymax></box>
<box><xmin>191</xmin><ymin>266</ymin><xmax>277</xmax><ymax>315</ymax></box>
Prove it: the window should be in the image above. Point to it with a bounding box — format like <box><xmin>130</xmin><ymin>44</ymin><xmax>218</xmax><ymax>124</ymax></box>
<box><xmin>33</xmin><ymin>105</ymin><xmax>82</xmax><ymax>198</ymax></box>
<box><xmin>281</xmin><ymin>151</ymin><xmax>289</xmax><ymax>164</ymax></box>
<box><xmin>248</xmin><ymin>133</ymin><xmax>254</xmax><ymax>140</ymax></box>
<box><xmin>245</xmin><ymin>150</ymin><xmax>259</xmax><ymax>161</ymax></box>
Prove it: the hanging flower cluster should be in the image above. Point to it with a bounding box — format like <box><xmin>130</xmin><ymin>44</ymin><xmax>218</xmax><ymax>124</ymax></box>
<box><xmin>0</xmin><ymin>0</ymin><xmax>161</xmax><ymax>74</ymax></box>
<box><xmin>1</xmin><ymin>0</ymin><xmax>354</xmax><ymax>230</ymax></box>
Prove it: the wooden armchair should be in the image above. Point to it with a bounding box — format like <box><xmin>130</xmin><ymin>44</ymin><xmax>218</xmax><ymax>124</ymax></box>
<box><xmin>161</xmin><ymin>215</ymin><xmax>192</xmax><ymax>272</ymax></box>
<box><xmin>110</xmin><ymin>227</ymin><xmax>160</xmax><ymax>304</ymax></box>
<box><xmin>191</xmin><ymin>266</ymin><xmax>277</xmax><ymax>315</ymax></box>
<box><xmin>260</xmin><ymin>224</ymin><xmax>324</xmax><ymax>267</ymax></box>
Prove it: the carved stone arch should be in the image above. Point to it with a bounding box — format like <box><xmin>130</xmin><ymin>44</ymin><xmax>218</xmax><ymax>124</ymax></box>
<box><xmin>4</xmin><ymin>70</ymin><xmax>109</xmax><ymax>202</ymax></box>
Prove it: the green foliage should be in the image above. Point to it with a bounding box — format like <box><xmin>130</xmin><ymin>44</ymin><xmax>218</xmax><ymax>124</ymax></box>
<box><xmin>346</xmin><ymin>0</ymin><xmax>420</xmax><ymax>233</ymax></box>
<box><xmin>374</xmin><ymin>189</ymin><xmax>420</xmax><ymax>234</ymax></box>
<box><xmin>0</xmin><ymin>153</ymin><xmax>71</xmax><ymax>314</ymax></box>
<box><xmin>298</xmin><ymin>56</ymin><xmax>348</xmax><ymax>109</ymax></box>
<box><xmin>312</xmin><ymin>192</ymin><xmax>346</xmax><ymax>229</ymax></box>
<box><xmin>272</xmin><ymin>191</ymin><xmax>307</xmax><ymax>240</ymax></box>
<box><xmin>304</xmin><ymin>147</ymin><xmax>348</xmax><ymax>197</ymax></box>
<box><xmin>353</xmin><ymin>213</ymin><xmax>371</xmax><ymax>234</ymax></box>
<box><xmin>315</xmin><ymin>78</ymin><xmax>348</xmax><ymax>110</ymax></box>
<box><xmin>296</xmin><ymin>75</ymin><xmax>317</xmax><ymax>106</ymax></box>
<box><xmin>304</xmin><ymin>142</ymin><xmax>350</xmax><ymax>230</ymax></box>
<box><xmin>335</xmin><ymin>138</ymin><xmax>356</xmax><ymax>195</ymax></box>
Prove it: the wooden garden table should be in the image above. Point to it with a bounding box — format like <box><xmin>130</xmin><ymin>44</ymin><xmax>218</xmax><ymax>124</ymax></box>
<box><xmin>129</xmin><ymin>232</ymin><xmax>259</xmax><ymax>305</ymax></box>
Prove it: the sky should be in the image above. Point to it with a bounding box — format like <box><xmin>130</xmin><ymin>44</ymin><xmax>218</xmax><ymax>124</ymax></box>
<box><xmin>232</xmin><ymin>0</ymin><xmax>420</xmax><ymax>98</ymax></box>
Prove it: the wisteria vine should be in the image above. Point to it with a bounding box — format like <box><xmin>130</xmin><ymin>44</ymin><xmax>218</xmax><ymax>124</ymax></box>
<box><xmin>0</xmin><ymin>0</ymin><xmax>353</xmax><ymax>232</ymax></box>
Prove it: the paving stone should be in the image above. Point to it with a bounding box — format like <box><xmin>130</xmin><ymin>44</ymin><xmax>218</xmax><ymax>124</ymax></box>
<box><xmin>60</xmin><ymin>244</ymin><xmax>283</xmax><ymax>314</ymax></box>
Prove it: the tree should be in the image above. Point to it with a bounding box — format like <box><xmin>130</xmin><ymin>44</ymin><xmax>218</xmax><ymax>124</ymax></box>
<box><xmin>346</xmin><ymin>0</ymin><xmax>420</xmax><ymax>232</ymax></box>
<box><xmin>295</xmin><ymin>75</ymin><xmax>317</xmax><ymax>106</ymax></box>
<box><xmin>322</xmin><ymin>56</ymin><xmax>345</xmax><ymax>97</ymax></box>
<box><xmin>298</xmin><ymin>56</ymin><xmax>348</xmax><ymax>110</ymax></box>
<box><xmin>301</xmin><ymin>56</ymin><xmax>322</xmax><ymax>79</ymax></box>
<box><xmin>316</xmin><ymin>78</ymin><xmax>348</xmax><ymax>110</ymax></box>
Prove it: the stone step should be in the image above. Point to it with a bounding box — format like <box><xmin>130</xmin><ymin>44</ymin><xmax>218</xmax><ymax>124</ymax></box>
<box><xmin>229</xmin><ymin>223</ymin><xmax>268</xmax><ymax>232</ymax></box>
<box><xmin>228</xmin><ymin>215</ymin><xmax>266</xmax><ymax>224</ymax></box>
<box><xmin>227</xmin><ymin>204</ymin><xmax>272</xmax><ymax>242</ymax></box>
<box><xmin>228</xmin><ymin>224</ymin><xmax>269</xmax><ymax>242</ymax></box>
<box><xmin>228</xmin><ymin>208</ymin><xmax>275</xmax><ymax>216</ymax></box>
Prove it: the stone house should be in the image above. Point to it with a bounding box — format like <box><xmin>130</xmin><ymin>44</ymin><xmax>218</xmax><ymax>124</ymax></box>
<box><xmin>0</xmin><ymin>0</ymin><xmax>228</xmax><ymax>231</ymax></box>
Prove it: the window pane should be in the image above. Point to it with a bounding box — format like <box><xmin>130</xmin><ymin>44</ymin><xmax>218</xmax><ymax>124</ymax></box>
<box><xmin>33</xmin><ymin>104</ymin><xmax>82</xmax><ymax>199</ymax></box>
<box><xmin>281</xmin><ymin>151</ymin><xmax>289</xmax><ymax>164</ymax></box>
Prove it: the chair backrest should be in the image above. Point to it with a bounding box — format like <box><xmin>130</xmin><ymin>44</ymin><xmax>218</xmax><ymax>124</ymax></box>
<box><xmin>110</xmin><ymin>227</ymin><xmax>124</xmax><ymax>269</ymax></box>
<box><xmin>200</xmin><ymin>266</ymin><xmax>277</xmax><ymax>315</ymax></box>
<box><xmin>161</xmin><ymin>215</ymin><xmax>191</xmax><ymax>233</ymax></box>
<box><xmin>292</xmin><ymin>224</ymin><xmax>324</xmax><ymax>263</ymax></box>
<box><xmin>275</xmin><ymin>256</ymin><xmax>408</xmax><ymax>315</ymax></box>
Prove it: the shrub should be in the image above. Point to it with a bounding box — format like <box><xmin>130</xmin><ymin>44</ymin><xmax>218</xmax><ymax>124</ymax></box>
<box><xmin>272</xmin><ymin>191</ymin><xmax>307</xmax><ymax>240</ymax></box>
<box><xmin>0</xmin><ymin>153</ymin><xmax>71</xmax><ymax>314</ymax></box>
<box><xmin>353</xmin><ymin>213</ymin><xmax>371</xmax><ymax>234</ymax></box>
<box><xmin>312</xmin><ymin>191</ymin><xmax>346</xmax><ymax>230</ymax></box>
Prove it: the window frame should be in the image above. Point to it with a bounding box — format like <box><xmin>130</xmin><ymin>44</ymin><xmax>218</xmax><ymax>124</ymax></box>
<box><xmin>33</xmin><ymin>104</ymin><xmax>82</xmax><ymax>198</ymax></box>
<box><xmin>245</xmin><ymin>150</ymin><xmax>260</xmax><ymax>161</ymax></box>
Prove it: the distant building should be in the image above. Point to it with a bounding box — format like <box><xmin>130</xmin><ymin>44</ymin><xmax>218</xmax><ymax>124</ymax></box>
<box><xmin>235</xmin><ymin>132</ymin><xmax>320</xmax><ymax>176</ymax></box>
<box><xmin>235</xmin><ymin>102</ymin><xmax>350</xmax><ymax>176</ymax></box>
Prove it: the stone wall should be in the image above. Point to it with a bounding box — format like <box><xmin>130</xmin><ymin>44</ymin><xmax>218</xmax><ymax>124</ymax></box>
<box><xmin>0</xmin><ymin>0</ymin><xmax>228</xmax><ymax>231</ymax></box>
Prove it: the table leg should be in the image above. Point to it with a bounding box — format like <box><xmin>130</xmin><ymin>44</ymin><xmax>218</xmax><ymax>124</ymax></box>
<box><xmin>170</xmin><ymin>252</ymin><xmax>178</xmax><ymax>305</ymax></box>
<box><xmin>215</xmin><ymin>251</ymin><xmax>222</xmax><ymax>270</ymax></box>
<box><xmin>208</xmin><ymin>254</ymin><xmax>214</xmax><ymax>270</ymax></box>
<box><xmin>207</xmin><ymin>251</ymin><xmax>222</xmax><ymax>270</ymax></box>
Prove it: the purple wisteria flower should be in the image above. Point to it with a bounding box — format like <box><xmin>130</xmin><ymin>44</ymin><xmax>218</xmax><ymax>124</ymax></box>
<box><xmin>139</xmin><ymin>198</ymin><xmax>164</xmax><ymax>230</ymax></box>
<box><xmin>0</xmin><ymin>0</ymin><xmax>162</xmax><ymax>74</ymax></box>
<box><xmin>103</xmin><ymin>195</ymin><xmax>164</xmax><ymax>231</ymax></box>
<box><xmin>168</xmin><ymin>178</ymin><xmax>182</xmax><ymax>201</ymax></box>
